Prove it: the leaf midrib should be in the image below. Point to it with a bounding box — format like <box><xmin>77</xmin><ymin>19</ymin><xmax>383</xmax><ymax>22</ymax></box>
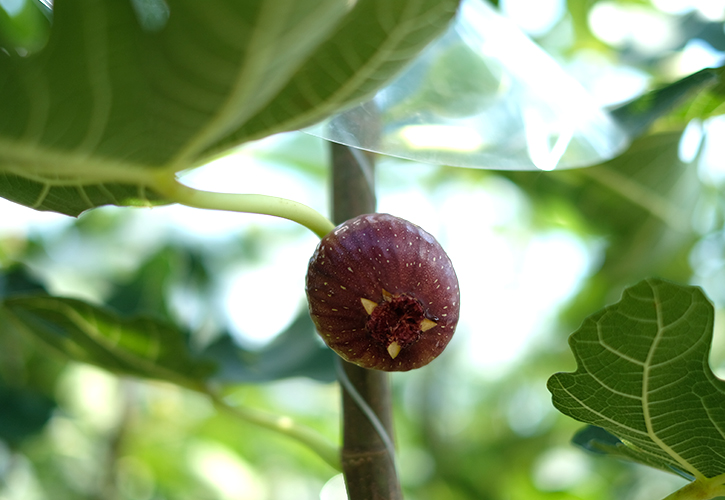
<box><xmin>169</xmin><ymin>0</ymin><xmax>347</xmax><ymax>166</ymax></box>
<box><xmin>166</xmin><ymin>0</ymin><xmax>290</xmax><ymax>166</ymax></box>
<box><xmin>641</xmin><ymin>284</ymin><xmax>702</xmax><ymax>479</ymax></box>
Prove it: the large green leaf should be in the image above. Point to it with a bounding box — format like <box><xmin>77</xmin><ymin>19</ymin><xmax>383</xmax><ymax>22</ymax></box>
<box><xmin>548</xmin><ymin>279</ymin><xmax>725</xmax><ymax>481</ymax></box>
<box><xmin>0</xmin><ymin>0</ymin><xmax>459</xmax><ymax>216</ymax></box>
<box><xmin>3</xmin><ymin>295</ymin><xmax>214</xmax><ymax>389</ymax></box>
<box><xmin>220</xmin><ymin>0</ymin><xmax>461</xmax><ymax>147</ymax></box>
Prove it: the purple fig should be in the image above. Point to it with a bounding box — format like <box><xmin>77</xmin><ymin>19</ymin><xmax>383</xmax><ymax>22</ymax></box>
<box><xmin>306</xmin><ymin>213</ymin><xmax>460</xmax><ymax>371</ymax></box>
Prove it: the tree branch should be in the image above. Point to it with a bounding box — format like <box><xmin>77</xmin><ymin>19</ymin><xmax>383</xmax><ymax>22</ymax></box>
<box><xmin>331</xmin><ymin>142</ymin><xmax>402</xmax><ymax>500</ymax></box>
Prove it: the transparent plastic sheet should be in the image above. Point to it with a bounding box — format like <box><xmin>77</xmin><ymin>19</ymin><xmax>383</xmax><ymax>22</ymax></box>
<box><xmin>304</xmin><ymin>0</ymin><xmax>629</xmax><ymax>171</ymax></box>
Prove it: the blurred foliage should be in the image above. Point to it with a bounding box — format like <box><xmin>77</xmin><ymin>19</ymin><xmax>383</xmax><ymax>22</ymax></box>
<box><xmin>2</xmin><ymin>0</ymin><xmax>725</xmax><ymax>499</ymax></box>
<box><xmin>0</xmin><ymin>384</ymin><xmax>55</xmax><ymax>448</ymax></box>
<box><xmin>4</xmin><ymin>294</ymin><xmax>216</xmax><ymax>389</ymax></box>
<box><xmin>202</xmin><ymin>313</ymin><xmax>336</xmax><ymax>384</ymax></box>
<box><xmin>506</xmin><ymin>130</ymin><xmax>701</xmax><ymax>331</ymax></box>
<box><xmin>611</xmin><ymin>67</ymin><xmax>723</xmax><ymax>137</ymax></box>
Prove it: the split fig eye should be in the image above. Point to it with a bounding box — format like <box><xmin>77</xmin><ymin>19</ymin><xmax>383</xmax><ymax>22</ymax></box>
<box><xmin>305</xmin><ymin>213</ymin><xmax>460</xmax><ymax>371</ymax></box>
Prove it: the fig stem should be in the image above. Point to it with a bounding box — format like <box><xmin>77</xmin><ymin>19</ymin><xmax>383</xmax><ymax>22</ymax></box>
<box><xmin>205</xmin><ymin>388</ymin><xmax>342</xmax><ymax>471</ymax></box>
<box><xmin>152</xmin><ymin>174</ymin><xmax>336</xmax><ymax>239</ymax></box>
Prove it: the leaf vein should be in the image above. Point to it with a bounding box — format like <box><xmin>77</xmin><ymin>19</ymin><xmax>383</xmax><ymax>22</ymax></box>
<box><xmin>31</xmin><ymin>183</ymin><xmax>51</xmax><ymax>209</ymax></box>
<box><xmin>78</xmin><ymin>1</ymin><xmax>113</xmax><ymax>152</ymax></box>
<box><xmin>553</xmin><ymin>378</ymin><xmax>649</xmax><ymax>437</ymax></box>
<box><xmin>642</xmin><ymin>282</ymin><xmax>703</xmax><ymax>479</ymax></box>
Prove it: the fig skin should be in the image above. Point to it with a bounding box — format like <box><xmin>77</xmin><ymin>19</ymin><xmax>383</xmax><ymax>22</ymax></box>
<box><xmin>305</xmin><ymin>213</ymin><xmax>460</xmax><ymax>371</ymax></box>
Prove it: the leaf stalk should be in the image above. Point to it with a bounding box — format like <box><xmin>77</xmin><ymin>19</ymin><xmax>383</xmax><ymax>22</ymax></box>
<box><xmin>152</xmin><ymin>174</ymin><xmax>335</xmax><ymax>239</ymax></box>
<box><xmin>662</xmin><ymin>479</ymin><xmax>725</xmax><ymax>500</ymax></box>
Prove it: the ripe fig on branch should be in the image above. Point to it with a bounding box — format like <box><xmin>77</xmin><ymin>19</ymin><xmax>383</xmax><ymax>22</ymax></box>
<box><xmin>306</xmin><ymin>213</ymin><xmax>460</xmax><ymax>371</ymax></box>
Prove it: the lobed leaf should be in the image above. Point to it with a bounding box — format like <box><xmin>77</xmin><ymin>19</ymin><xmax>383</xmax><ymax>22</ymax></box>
<box><xmin>548</xmin><ymin>278</ymin><xmax>725</xmax><ymax>480</ymax></box>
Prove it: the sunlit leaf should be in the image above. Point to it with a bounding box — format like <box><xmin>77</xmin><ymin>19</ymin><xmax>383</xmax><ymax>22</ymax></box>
<box><xmin>548</xmin><ymin>278</ymin><xmax>725</xmax><ymax>480</ymax></box>
<box><xmin>0</xmin><ymin>0</ymin><xmax>459</xmax><ymax>215</ymax></box>
<box><xmin>225</xmin><ymin>0</ymin><xmax>460</xmax><ymax>147</ymax></box>
<box><xmin>0</xmin><ymin>0</ymin><xmax>50</xmax><ymax>55</ymax></box>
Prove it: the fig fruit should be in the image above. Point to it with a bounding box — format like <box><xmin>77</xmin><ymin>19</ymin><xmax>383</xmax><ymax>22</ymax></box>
<box><xmin>306</xmin><ymin>213</ymin><xmax>460</xmax><ymax>371</ymax></box>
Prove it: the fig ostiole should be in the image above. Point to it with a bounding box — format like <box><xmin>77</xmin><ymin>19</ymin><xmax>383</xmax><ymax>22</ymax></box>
<box><xmin>305</xmin><ymin>213</ymin><xmax>460</xmax><ymax>371</ymax></box>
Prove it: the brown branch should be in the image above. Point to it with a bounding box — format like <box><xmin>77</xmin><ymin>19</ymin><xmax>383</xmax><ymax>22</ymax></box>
<box><xmin>331</xmin><ymin>143</ymin><xmax>403</xmax><ymax>500</ymax></box>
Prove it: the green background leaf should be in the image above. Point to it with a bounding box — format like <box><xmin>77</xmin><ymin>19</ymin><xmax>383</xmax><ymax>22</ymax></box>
<box><xmin>3</xmin><ymin>295</ymin><xmax>214</xmax><ymax>389</ymax></box>
<box><xmin>506</xmin><ymin>130</ymin><xmax>701</xmax><ymax>326</ymax></box>
<box><xmin>0</xmin><ymin>244</ymin><xmax>337</xmax><ymax>388</ymax></box>
<box><xmin>548</xmin><ymin>278</ymin><xmax>725</xmax><ymax>479</ymax></box>
<box><xmin>610</xmin><ymin>67</ymin><xmax>723</xmax><ymax>138</ymax></box>
<box><xmin>201</xmin><ymin>311</ymin><xmax>336</xmax><ymax>384</ymax></box>
<box><xmin>0</xmin><ymin>384</ymin><xmax>55</xmax><ymax>447</ymax></box>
